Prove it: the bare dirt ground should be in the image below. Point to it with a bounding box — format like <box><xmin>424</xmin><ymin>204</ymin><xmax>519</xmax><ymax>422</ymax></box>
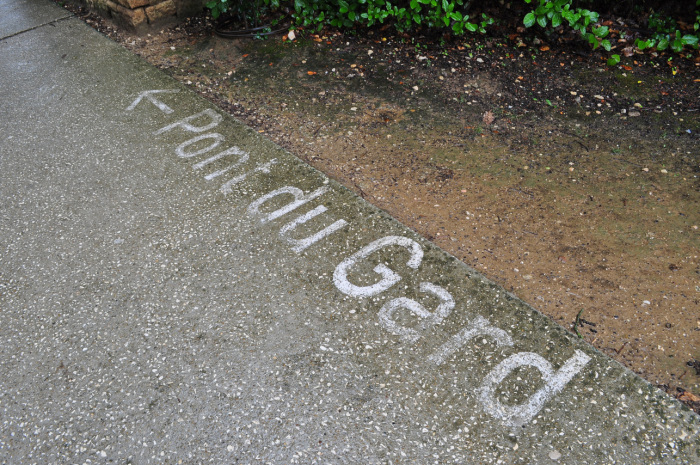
<box><xmin>62</xmin><ymin>3</ymin><xmax>700</xmax><ymax>413</ymax></box>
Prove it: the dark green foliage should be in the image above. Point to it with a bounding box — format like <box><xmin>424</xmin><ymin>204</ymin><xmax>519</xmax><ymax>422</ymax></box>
<box><xmin>284</xmin><ymin>0</ymin><xmax>494</xmax><ymax>34</ymax></box>
<box><xmin>633</xmin><ymin>2</ymin><xmax>700</xmax><ymax>54</ymax></box>
<box><xmin>523</xmin><ymin>0</ymin><xmax>611</xmax><ymax>51</ymax></box>
<box><xmin>205</xmin><ymin>0</ymin><xmax>700</xmax><ymax>60</ymax></box>
<box><xmin>206</xmin><ymin>0</ymin><xmax>279</xmax><ymax>23</ymax></box>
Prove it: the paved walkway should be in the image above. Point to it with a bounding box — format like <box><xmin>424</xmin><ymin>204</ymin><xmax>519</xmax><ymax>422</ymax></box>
<box><xmin>1</xmin><ymin>1</ymin><xmax>698</xmax><ymax>463</ymax></box>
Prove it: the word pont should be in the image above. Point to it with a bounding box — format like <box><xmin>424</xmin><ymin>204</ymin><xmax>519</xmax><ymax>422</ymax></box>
<box><xmin>127</xmin><ymin>90</ymin><xmax>591</xmax><ymax>428</ymax></box>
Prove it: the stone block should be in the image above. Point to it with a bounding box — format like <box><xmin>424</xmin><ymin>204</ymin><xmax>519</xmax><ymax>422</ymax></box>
<box><xmin>146</xmin><ymin>0</ymin><xmax>177</xmax><ymax>24</ymax></box>
<box><xmin>77</xmin><ymin>0</ymin><xmax>206</xmax><ymax>30</ymax></box>
<box><xmin>113</xmin><ymin>0</ymin><xmax>151</xmax><ymax>9</ymax></box>
<box><xmin>145</xmin><ymin>0</ymin><xmax>177</xmax><ymax>23</ymax></box>
<box><xmin>104</xmin><ymin>0</ymin><xmax>148</xmax><ymax>31</ymax></box>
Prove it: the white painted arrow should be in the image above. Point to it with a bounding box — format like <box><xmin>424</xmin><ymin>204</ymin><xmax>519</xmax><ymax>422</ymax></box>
<box><xmin>126</xmin><ymin>89</ymin><xmax>180</xmax><ymax>114</ymax></box>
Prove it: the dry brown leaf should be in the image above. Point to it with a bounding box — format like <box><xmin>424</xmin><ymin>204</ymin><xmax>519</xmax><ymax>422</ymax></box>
<box><xmin>482</xmin><ymin>111</ymin><xmax>495</xmax><ymax>125</ymax></box>
<box><xmin>623</xmin><ymin>46</ymin><xmax>635</xmax><ymax>57</ymax></box>
<box><xmin>679</xmin><ymin>391</ymin><xmax>700</xmax><ymax>403</ymax></box>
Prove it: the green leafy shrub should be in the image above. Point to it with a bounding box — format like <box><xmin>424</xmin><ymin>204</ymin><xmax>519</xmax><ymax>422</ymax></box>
<box><xmin>204</xmin><ymin>0</ymin><xmax>700</xmax><ymax>61</ymax></box>
<box><xmin>633</xmin><ymin>3</ymin><xmax>700</xmax><ymax>54</ymax></box>
<box><xmin>288</xmin><ymin>0</ymin><xmax>494</xmax><ymax>34</ymax></box>
<box><xmin>523</xmin><ymin>0</ymin><xmax>610</xmax><ymax>50</ymax></box>
<box><xmin>521</xmin><ymin>0</ymin><xmax>699</xmax><ymax>62</ymax></box>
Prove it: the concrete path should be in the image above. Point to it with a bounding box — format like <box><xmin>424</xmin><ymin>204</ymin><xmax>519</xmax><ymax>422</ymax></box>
<box><xmin>0</xmin><ymin>1</ymin><xmax>698</xmax><ymax>463</ymax></box>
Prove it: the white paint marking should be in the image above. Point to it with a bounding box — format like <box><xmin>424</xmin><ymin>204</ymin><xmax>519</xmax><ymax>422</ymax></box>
<box><xmin>279</xmin><ymin>205</ymin><xmax>349</xmax><ymax>253</ymax></box>
<box><xmin>247</xmin><ymin>186</ymin><xmax>330</xmax><ymax>224</ymax></box>
<box><xmin>333</xmin><ymin>236</ymin><xmax>423</xmax><ymax>298</ymax></box>
<box><xmin>428</xmin><ymin>315</ymin><xmax>513</xmax><ymax>366</ymax></box>
<box><xmin>126</xmin><ymin>89</ymin><xmax>180</xmax><ymax>114</ymax></box>
<box><xmin>192</xmin><ymin>146</ymin><xmax>250</xmax><ymax>180</ymax></box>
<box><xmin>478</xmin><ymin>350</ymin><xmax>591</xmax><ymax>428</ymax></box>
<box><xmin>379</xmin><ymin>282</ymin><xmax>454</xmax><ymax>343</ymax></box>
<box><xmin>175</xmin><ymin>133</ymin><xmax>225</xmax><ymax>158</ymax></box>
<box><xmin>219</xmin><ymin>159</ymin><xmax>278</xmax><ymax>194</ymax></box>
<box><xmin>127</xmin><ymin>99</ymin><xmax>593</xmax><ymax>430</ymax></box>
<box><xmin>154</xmin><ymin>109</ymin><xmax>222</xmax><ymax>135</ymax></box>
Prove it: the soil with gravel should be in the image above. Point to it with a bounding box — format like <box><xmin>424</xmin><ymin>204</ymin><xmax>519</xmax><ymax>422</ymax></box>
<box><xmin>61</xmin><ymin>2</ymin><xmax>700</xmax><ymax>413</ymax></box>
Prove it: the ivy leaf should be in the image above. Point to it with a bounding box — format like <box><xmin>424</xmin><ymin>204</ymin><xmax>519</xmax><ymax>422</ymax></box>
<box><xmin>607</xmin><ymin>54</ymin><xmax>620</xmax><ymax>66</ymax></box>
<box><xmin>681</xmin><ymin>34</ymin><xmax>699</xmax><ymax>46</ymax></box>
<box><xmin>671</xmin><ymin>38</ymin><xmax>683</xmax><ymax>53</ymax></box>
<box><xmin>551</xmin><ymin>13</ymin><xmax>562</xmax><ymax>28</ymax></box>
<box><xmin>595</xmin><ymin>25</ymin><xmax>609</xmax><ymax>38</ymax></box>
<box><xmin>537</xmin><ymin>15</ymin><xmax>547</xmax><ymax>28</ymax></box>
<box><xmin>523</xmin><ymin>12</ymin><xmax>536</xmax><ymax>28</ymax></box>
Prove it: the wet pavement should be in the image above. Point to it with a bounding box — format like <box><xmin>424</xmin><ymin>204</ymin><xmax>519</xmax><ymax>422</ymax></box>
<box><xmin>0</xmin><ymin>0</ymin><xmax>699</xmax><ymax>463</ymax></box>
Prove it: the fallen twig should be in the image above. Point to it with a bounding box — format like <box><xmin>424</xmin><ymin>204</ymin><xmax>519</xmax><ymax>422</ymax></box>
<box><xmin>573</xmin><ymin>308</ymin><xmax>584</xmax><ymax>338</ymax></box>
<box><xmin>616</xmin><ymin>341</ymin><xmax>628</xmax><ymax>354</ymax></box>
